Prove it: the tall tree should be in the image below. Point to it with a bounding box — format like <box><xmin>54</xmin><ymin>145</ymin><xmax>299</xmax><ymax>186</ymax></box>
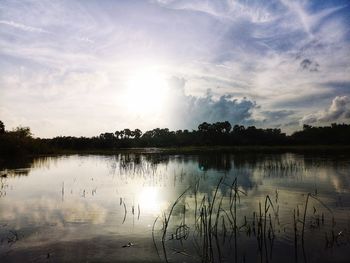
<box><xmin>13</xmin><ymin>126</ymin><xmax>32</xmax><ymax>138</ymax></box>
<box><xmin>123</xmin><ymin>129</ymin><xmax>132</xmax><ymax>139</ymax></box>
<box><xmin>133</xmin><ymin>129</ymin><xmax>142</xmax><ymax>139</ymax></box>
<box><xmin>0</xmin><ymin>120</ymin><xmax>4</xmax><ymax>134</ymax></box>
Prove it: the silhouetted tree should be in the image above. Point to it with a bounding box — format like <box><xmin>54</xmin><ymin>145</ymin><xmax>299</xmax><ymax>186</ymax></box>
<box><xmin>0</xmin><ymin>121</ymin><xmax>4</xmax><ymax>134</ymax></box>
<box><xmin>133</xmin><ymin>129</ymin><xmax>142</xmax><ymax>139</ymax></box>
<box><xmin>123</xmin><ymin>129</ymin><xmax>132</xmax><ymax>139</ymax></box>
<box><xmin>115</xmin><ymin>131</ymin><xmax>121</xmax><ymax>139</ymax></box>
<box><xmin>12</xmin><ymin>126</ymin><xmax>32</xmax><ymax>138</ymax></box>
<box><xmin>2</xmin><ymin>121</ymin><xmax>350</xmax><ymax>157</ymax></box>
<box><xmin>291</xmin><ymin>123</ymin><xmax>350</xmax><ymax>145</ymax></box>
<box><xmin>119</xmin><ymin>130</ymin><xmax>125</xmax><ymax>139</ymax></box>
<box><xmin>213</xmin><ymin>121</ymin><xmax>231</xmax><ymax>133</ymax></box>
<box><xmin>198</xmin><ymin>122</ymin><xmax>210</xmax><ymax>133</ymax></box>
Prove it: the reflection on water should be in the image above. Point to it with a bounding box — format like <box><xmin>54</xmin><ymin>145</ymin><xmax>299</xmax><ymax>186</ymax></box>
<box><xmin>0</xmin><ymin>153</ymin><xmax>349</xmax><ymax>262</ymax></box>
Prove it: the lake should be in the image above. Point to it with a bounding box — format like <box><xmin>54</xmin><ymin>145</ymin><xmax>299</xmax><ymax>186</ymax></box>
<box><xmin>0</xmin><ymin>153</ymin><xmax>349</xmax><ymax>262</ymax></box>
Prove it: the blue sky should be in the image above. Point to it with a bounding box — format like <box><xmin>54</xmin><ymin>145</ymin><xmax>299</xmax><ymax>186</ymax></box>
<box><xmin>0</xmin><ymin>0</ymin><xmax>349</xmax><ymax>137</ymax></box>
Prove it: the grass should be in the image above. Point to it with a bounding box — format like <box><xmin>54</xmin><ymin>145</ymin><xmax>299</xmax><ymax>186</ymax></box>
<box><xmin>152</xmin><ymin>176</ymin><xmax>345</xmax><ymax>263</ymax></box>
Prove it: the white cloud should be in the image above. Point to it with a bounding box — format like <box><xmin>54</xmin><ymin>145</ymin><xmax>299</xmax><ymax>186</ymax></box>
<box><xmin>164</xmin><ymin>77</ymin><xmax>257</xmax><ymax>129</ymax></box>
<box><xmin>301</xmin><ymin>96</ymin><xmax>350</xmax><ymax>125</ymax></box>
<box><xmin>0</xmin><ymin>0</ymin><xmax>349</xmax><ymax>135</ymax></box>
<box><xmin>0</xmin><ymin>20</ymin><xmax>48</xmax><ymax>33</ymax></box>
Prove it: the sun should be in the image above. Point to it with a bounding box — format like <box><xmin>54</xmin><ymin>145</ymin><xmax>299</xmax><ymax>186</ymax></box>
<box><xmin>124</xmin><ymin>68</ymin><xmax>168</xmax><ymax>115</ymax></box>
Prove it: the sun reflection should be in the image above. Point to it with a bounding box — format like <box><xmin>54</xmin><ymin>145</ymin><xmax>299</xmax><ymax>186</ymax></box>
<box><xmin>124</xmin><ymin>68</ymin><xmax>168</xmax><ymax>115</ymax></box>
<box><xmin>137</xmin><ymin>186</ymin><xmax>161</xmax><ymax>214</ymax></box>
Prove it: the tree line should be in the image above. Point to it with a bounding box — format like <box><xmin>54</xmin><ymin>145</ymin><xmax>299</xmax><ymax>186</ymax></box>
<box><xmin>0</xmin><ymin>120</ymin><xmax>350</xmax><ymax>157</ymax></box>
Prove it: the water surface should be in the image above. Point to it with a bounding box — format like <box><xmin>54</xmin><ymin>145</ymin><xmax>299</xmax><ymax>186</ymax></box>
<box><xmin>0</xmin><ymin>153</ymin><xmax>349</xmax><ymax>262</ymax></box>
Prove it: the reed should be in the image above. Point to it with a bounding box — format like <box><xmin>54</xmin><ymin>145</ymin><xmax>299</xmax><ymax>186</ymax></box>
<box><xmin>150</xmin><ymin>174</ymin><xmax>340</xmax><ymax>263</ymax></box>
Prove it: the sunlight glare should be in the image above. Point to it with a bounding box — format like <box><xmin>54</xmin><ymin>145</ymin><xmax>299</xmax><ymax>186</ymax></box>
<box><xmin>137</xmin><ymin>187</ymin><xmax>161</xmax><ymax>214</ymax></box>
<box><xmin>124</xmin><ymin>69</ymin><xmax>168</xmax><ymax>115</ymax></box>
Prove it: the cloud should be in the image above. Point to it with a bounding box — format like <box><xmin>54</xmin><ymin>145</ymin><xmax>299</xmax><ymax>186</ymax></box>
<box><xmin>262</xmin><ymin>110</ymin><xmax>295</xmax><ymax>121</ymax></box>
<box><xmin>279</xmin><ymin>0</ymin><xmax>345</xmax><ymax>35</ymax></box>
<box><xmin>188</xmin><ymin>95</ymin><xmax>257</xmax><ymax>125</ymax></box>
<box><xmin>0</xmin><ymin>0</ymin><xmax>349</xmax><ymax>136</ymax></box>
<box><xmin>0</xmin><ymin>20</ymin><xmax>48</xmax><ymax>33</ymax></box>
<box><xmin>166</xmin><ymin>77</ymin><xmax>257</xmax><ymax>129</ymax></box>
<box><xmin>300</xmin><ymin>58</ymin><xmax>319</xmax><ymax>72</ymax></box>
<box><xmin>301</xmin><ymin>96</ymin><xmax>350</xmax><ymax>125</ymax></box>
<box><xmin>0</xmin><ymin>68</ymin><xmax>116</xmax><ymax>137</ymax></box>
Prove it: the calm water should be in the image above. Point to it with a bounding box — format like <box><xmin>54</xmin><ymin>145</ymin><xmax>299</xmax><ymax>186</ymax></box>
<box><xmin>0</xmin><ymin>153</ymin><xmax>349</xmax><ymax>262</ymax></box>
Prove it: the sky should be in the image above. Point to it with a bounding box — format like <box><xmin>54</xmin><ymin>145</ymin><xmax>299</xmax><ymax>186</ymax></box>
<box><xmin>0</xmin><ymin>0</ymin><xmax>349</xmax><ymax>138</ymax></box>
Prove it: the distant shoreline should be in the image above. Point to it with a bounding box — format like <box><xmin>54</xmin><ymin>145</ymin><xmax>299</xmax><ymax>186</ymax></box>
<box><xmin>2</xmin><ymin>145</ymin><xmax>350</xmax><ymax>170</ymax></box>
<box><xmin>1</xmin><ymin>121</ymin><xmax>350</xmax><ymax>158</ymax></box>
<box><xmin>28</xmin><ymin>145</ymin><xmax>350</xmax><ymax>155</ymax></box>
